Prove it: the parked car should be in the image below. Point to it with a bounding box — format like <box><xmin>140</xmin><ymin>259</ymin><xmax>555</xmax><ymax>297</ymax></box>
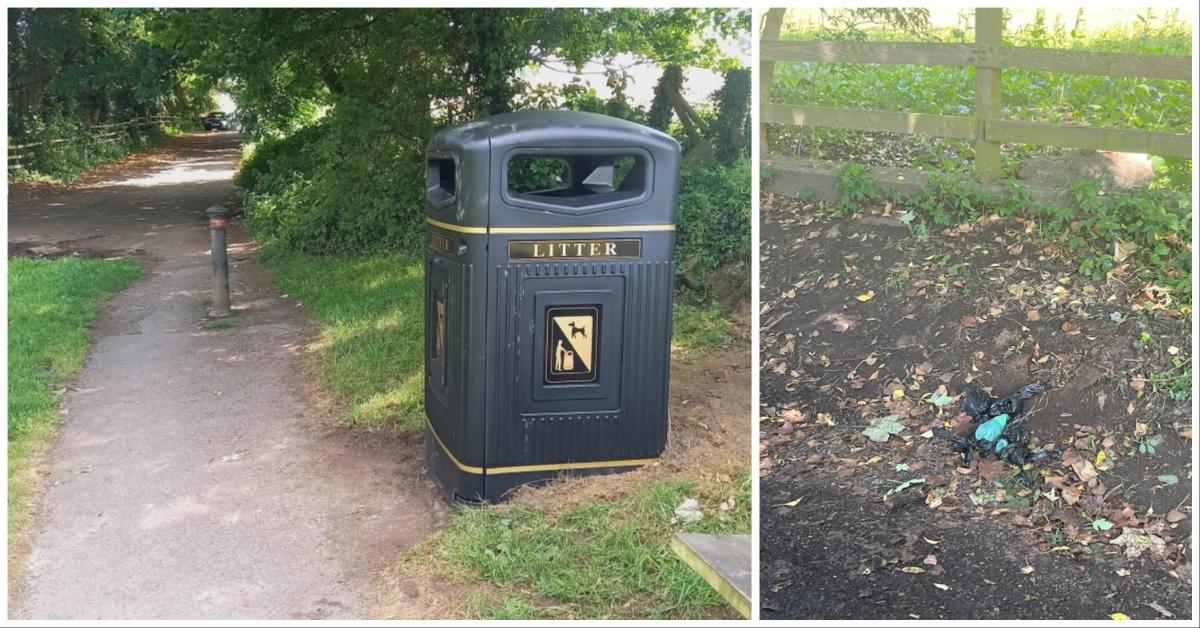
<box><xmin>203</xmin><ymin>111</ymin><xmax>229</xmax><ymax>131</ymax></box>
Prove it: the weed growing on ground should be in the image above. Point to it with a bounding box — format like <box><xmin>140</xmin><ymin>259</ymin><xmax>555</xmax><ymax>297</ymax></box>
<box><xmin>833</xmin><ymin>162</ymin><xmax>876</xmax><ymax>215</ymax></box>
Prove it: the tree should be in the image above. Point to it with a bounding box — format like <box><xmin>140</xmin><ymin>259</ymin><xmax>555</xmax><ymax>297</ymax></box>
<box><xmin>7</xmin><ymin>8</ymin><xmax>209</xmax><ymax>135</ymax></box>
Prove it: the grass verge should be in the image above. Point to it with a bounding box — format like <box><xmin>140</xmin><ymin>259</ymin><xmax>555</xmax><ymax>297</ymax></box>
<box><xmin>406</xmin><ymin>469</ymin><xmax>751</xmax><ymax>620</ymax></box>
<box><xmin>261</xmin><ymin>248</ymin><xmax>743</xmax><ymax>433</ymax></box>
<box><xmin>262</xmin><ymin>249</ymin><xmax>426</xmax><ymax>433</ymax></box>
<box><xmin>7</xmin><ymin>256</ymin><xmax>140</xmax><ymax>534</ymax></box>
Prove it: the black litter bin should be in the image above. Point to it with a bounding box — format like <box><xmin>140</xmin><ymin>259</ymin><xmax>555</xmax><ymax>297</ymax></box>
<box><xmin>423</xmin><ymin>110</ymin><xmax>679</xmax><ymax>503</ymax></box>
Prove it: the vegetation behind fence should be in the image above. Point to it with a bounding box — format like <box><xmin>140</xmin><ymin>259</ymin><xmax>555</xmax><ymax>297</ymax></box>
<box><xmin>7</xmin><ymin>115</ymin><xmax>182</xmax><ymax>171</ymax></box>
<box><xmin>760</xmin><ymin>7</ymin><xmax>1193</xmax><ymax>182</ymax></box>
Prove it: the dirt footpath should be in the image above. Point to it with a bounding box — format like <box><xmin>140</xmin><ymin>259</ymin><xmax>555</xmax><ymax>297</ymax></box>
<box><xmin>7</xmin><ymin>133</ymin><xmax>449</xmax><ymax>619</ymax></box>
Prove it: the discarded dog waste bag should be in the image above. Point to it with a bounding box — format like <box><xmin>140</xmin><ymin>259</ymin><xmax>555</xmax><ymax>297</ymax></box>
<box><xmin>423</xmin><ymin>110</ymin><xmax>680</xmax><ymax>503</ymax></box>
<box><xmin>935</xmin><ymin>382</ymin><xmax>1061</xmax><ymax>485</ymax></box>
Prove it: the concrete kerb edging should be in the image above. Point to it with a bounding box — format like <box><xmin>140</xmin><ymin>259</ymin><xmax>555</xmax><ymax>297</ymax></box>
<box><xmin>761</xmin><ymin>153</ymin><xmax>1140</xmax><ymax>209</ymax></box>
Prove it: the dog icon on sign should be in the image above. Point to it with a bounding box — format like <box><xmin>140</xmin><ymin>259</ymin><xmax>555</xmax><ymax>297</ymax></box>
<box><xmin>546</xmin><ymin>306</ymin><xmax>599</xmax><ymax>384</ymax></box>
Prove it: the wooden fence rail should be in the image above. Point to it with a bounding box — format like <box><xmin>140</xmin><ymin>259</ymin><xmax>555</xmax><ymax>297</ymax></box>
<box><xmin>7</xmin><ymin>115</ymin><xmax>180</xmax><ymax>172</ymax></box>
<box><xmin>760</xmin><ymin>8</ymin><xmax>1193</xmax><ymax>182</ymax></box>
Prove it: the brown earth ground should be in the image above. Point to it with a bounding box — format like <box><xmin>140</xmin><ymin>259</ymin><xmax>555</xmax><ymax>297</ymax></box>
<box><xmin>759</xmin><ymin>192</ymin><xmax>1191</xmax><ymax>620</ymax></box>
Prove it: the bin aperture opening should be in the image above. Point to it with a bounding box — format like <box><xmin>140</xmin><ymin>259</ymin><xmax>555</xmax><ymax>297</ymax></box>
<box><xmin>507</xmin><ymin>153</ymin><xmax>646</xmax><ymax>208</ymax></box>
<box><xmin>427</xmin><ymin>157</ymin><xmax>457</xmax><ymax>206</ymax></box>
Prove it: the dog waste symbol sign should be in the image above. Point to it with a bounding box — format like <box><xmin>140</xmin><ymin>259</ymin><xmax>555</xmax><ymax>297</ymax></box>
<box><xmin>546</xmin><ymin>306</ymin><xmax>599</xmax><ymax>384</ymax></box>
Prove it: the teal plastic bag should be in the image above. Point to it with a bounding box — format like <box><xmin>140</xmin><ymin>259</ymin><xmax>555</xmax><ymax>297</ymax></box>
<box><xmin>975</xmin><ymin>413</ymin><xmax>1009</xmax><ymax>444</ymax></box>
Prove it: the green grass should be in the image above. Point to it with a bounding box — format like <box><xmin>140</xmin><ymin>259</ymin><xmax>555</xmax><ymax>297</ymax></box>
<box><xmin>260</xmin><ymin>249</ymin><xmax>742</xmax><ymax>433</ymax></box>
<box><xmin>7</xmin><ymin>256</ymin><xmax>140</xmax><ymax>532</ymax></box>
<box><xmin>672</xmin><ymin>302</ymin><xmax>741</xmax><ymax>358</ymax></box>
<box><xmin>261</xmin><ymin>249</ymin><xmax>426</xmax><ymax>433</ymax></box>
<box><xmin>416</xmin><ymin>470</ymin><xmax>751</xmax><ymax>620</ymax></box>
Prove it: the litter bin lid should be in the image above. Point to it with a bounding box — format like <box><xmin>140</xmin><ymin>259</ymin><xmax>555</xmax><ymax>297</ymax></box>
<box><xmin>427</xmin><ymin>111</ymin><xmax>680</xmax><ymax>229</ymax></box>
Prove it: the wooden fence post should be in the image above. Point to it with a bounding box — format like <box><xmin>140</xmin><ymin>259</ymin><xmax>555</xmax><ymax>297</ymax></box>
<box><xmin>759</xmin><ymin>8</ymin><xmax>787</xmax><ymax>156</ymax></box>
<box><xmin>974</xmin><ymin>8</ymin><xmax>1003</xmax><ymax>182</ymax></box>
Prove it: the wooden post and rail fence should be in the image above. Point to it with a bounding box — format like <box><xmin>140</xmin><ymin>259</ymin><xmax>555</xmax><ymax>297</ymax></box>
<box><xmin>760</xmin><ymin>8</ymin><xmax>1193</xmax><ymax>183</ymax></box>
<box><xmin>7</xmin><ymin>114</ymin><xmax>182</xmax><ymax>172</ymax></box>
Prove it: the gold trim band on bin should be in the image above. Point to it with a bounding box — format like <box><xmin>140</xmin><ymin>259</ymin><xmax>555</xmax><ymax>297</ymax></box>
<box><xmin>427</xmin><ymin>420</ymin><xmax>655</xmax><ymax>476</ymax></box>
<box><xmin>427</xmin><ymin>217</ymin><xmax>674</xmax><ymax>235</ymax></box>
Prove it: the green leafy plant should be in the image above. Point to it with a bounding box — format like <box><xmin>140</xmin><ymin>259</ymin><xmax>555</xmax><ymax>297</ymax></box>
<box><xmin>675</xmin><ymin>157</ymin><xmax>752</xmax><ymax>283</ymax></box>
<box><xmin>834</xmin><ymin>162</ymin><xmax>876</xmax><ymax>215</ymax></box>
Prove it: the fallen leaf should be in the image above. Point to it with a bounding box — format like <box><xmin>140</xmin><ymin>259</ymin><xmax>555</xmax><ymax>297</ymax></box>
<box><xmin>1146</xmin><ymin>601</ymin><xmax>1174</xmax><ymax>618</ymax></box>
<box><xmin>1110</xmin><ymin>528</ymin><xmax>1167</xmax><ymax>559</ymax></box>
<box><xmin>898</xmin><ymin>566</ymin><xmax>925</xmax><ymax>574</ymax></box>
<box><xmin>927</xmin><ymin>392</ymin><xmax>953</xmax><ymax>408</ymax></box>
<box><xmin>933</xmin><ymin>582</ymin><xmax>950</xmax><ymax>591</ymax></box>
<box><xmin>1110</xmin><ymin>612</ymin><xmax>1130</xmax><ymax>621</ymax></box>
<box><xmin>780</xmin><ymin>497</ymin><xmax>804</xmax><ymax>507</ymax></box>
<box><xmin>1026</xmin><ymin>309</ymin><xmax>1041</xmax><ymax>321</ymax></box>
<box><xmin>1166</xmin><ymin>509</ymin><xmax>1186</xmax><ymax>523</ymax></box>
<box><xmin>1113</xmin><ymin>240</ymin><xmax>1137</xmax><ymax>263</ymax></box>
<box><xmin>1061</xmin><ymin>320</ymin><xmax>1081</xmax><ymax>335</ymax></box>
<box><xmin>1020</xmin><ymin>564</ymin><xmax>1034</xmax><ymax>575</ymax></box>
<box><xmin>1071</xmin><ymin>459</ymin><xmax>1098</xmax><ymax>483</ymax></box>
<box><xmin>961</xmin><ymin>315</ymin><xmax>978</xmax><ymax>327</ymax></box>
<box><xmin>886</xmin><ymin>478</ymin><xmax>926</xmax><ymax>497</ymax></box>
<box><xmin>1092</xmin><ymin>518</ymin><xmax>1115</xmax><ymax>531</ymax></box>
<box><xmin>856</xmin><ymin>291</ymin><xmax>876</xmax><ymax>302</ymax></box>
<box><xmin>1130</xmin><ymin>375</ymin><xmax>1147</xmax><ymax>392</ymax></box>
<box><xmin>922</xmin><ymin>554</ymin><xmax>938</xmax><ymax>566</ymax></box>
<box><xmin>1157</xmin><ymin>474</ymin><xmax>1179</xmax><ymax>485</ymax></box>
<box><xmin>923</xmin><ymin>537</ymin><xmax>941</xmax><ymax>545</ymax></box>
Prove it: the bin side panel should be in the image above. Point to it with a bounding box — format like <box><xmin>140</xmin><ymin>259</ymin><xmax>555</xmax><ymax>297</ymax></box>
<box><xmin>425</xmin><ymin>231</ymin><xmax>490</xmax><ymax>501</ymax></box>
<box><xmin>485</xmin><ymin>252</ymin><xmax>672</xmax><ymax>469</ymax></box>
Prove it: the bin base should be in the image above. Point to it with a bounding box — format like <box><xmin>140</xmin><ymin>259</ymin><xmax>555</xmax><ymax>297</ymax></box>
<box><xmin>424</xmin><ymin>425</ymin><xmax>656</xmax><ymax>504</ymax></box>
